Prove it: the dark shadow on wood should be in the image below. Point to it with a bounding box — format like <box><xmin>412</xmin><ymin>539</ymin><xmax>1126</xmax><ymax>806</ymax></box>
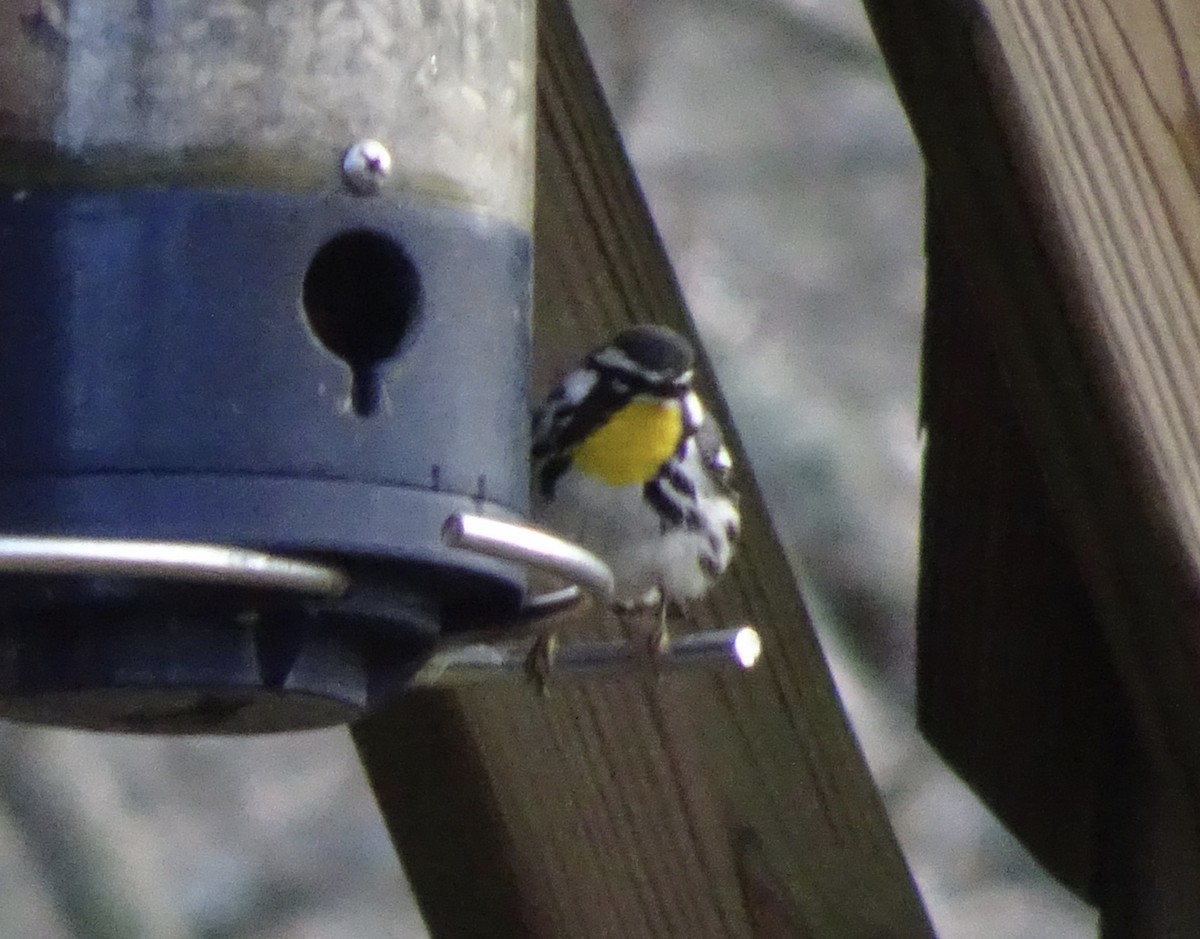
<box><xmin>919</xmin><ymin>178</ymin><xmax>1120</xmax><ymax>897</ymax></box>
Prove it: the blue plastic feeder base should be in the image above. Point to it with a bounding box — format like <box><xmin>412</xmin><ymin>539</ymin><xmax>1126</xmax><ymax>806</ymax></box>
<box><xmin>0</xmin><ymin>188</ymin><xmax>533</xmax><ymax>732</ymax></box>
<box><xmin>0</xmin><ymin>575</ymin><xmax>441</xmax><ymax>733</ymax></box>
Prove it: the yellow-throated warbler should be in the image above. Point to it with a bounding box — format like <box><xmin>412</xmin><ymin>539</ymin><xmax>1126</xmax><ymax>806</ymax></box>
<box><xmin>532</xmin><ymin>325</ymin><xmax>741</xmax><ymax>625</ymax></box>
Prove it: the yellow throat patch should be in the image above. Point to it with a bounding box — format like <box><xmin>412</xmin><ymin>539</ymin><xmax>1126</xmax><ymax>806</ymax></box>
<box><xmin>572</xmin><ymin>398</ymin><xmax>682</xmax><ymax>486</ymax></box>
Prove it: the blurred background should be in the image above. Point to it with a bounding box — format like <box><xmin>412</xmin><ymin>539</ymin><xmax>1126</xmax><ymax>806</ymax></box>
<box><xmin>0</xmin><ymin>0</ymin><xmax>1099</xmax><ymax>936</ymax></box>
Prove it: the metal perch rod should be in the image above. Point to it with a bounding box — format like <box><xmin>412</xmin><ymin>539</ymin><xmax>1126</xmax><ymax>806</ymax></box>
<box><xmin>0</xmin><ymin>536</ymin><xmax>349</xmax><ymax>596</ymax></box>
<box><xmin>436</xmin><ymin>511</ymin><xmax>764</xmax><ymax>685</ymax></box>
<box><xmin>411</xmin><ymin>624</ymin><xmax>763</xmax><ymax>688</ymax></box>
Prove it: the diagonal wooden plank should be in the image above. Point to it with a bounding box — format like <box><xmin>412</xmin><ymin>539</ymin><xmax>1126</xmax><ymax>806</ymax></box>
<box><xmin>353</xmin><ymin>1</ymin><xmax>933</xmax><ymax>937</ymax></box>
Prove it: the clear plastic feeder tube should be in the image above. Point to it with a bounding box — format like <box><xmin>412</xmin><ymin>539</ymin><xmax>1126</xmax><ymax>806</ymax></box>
<box><xmin>0</xmin><ymin>0</ymin><xmax>535</xmax><ymax>226</ymax></box>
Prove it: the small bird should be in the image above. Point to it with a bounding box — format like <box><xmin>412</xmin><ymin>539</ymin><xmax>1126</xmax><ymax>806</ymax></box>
<box><xmin>532</xmin><ymin>324</ymin><xmax>740</xmax><ymax>651</ymax></box>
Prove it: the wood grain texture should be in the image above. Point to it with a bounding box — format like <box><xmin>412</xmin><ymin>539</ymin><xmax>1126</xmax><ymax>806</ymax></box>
<box><xmin>354</xmin><ymin>1</ymin><xmax>933</xmax><ymax>936</ymax></box>
<box><xmin>983</xmin><ymin>0</ymin><xmax>1200</xmax><ymax>572</ymax></box>
<box><xmin>867</xmin><ymin>0</ymin><xmax>1200</xmax><ymax>929</ymax></box>
<box><xmin>978</xmin><ymin>0</ymin><xmax>1200</xmax><ymax>793</ymax></box>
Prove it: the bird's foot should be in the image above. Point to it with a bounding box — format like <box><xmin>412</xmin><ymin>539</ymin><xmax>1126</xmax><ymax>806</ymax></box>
<box><xmin>648</xmin><ymin>594</ymin><xmax>673</xmax><ymax>663</ymax></box>
<box><xmin>525</xmin><ymin>631</ymin><xmax>559</xmax><ymax>696</ymax></box>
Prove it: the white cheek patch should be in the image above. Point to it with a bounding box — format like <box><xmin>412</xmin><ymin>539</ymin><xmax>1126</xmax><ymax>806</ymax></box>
<box><xmin>560</xmin><ymin>367</ymin><xmax>598</xmax><ymax>405</ymax></box>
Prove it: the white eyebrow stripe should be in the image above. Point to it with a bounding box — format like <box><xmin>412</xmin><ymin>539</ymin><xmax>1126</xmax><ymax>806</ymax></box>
<box><xmin>590</xmin><ymin>346</ymin><xmax>641</xmax><ymax>374</ymax></box>
<box><xmin>589</xmin><ymin>347</ymin><xmax>692</xmax><ymax>385</ymax></box>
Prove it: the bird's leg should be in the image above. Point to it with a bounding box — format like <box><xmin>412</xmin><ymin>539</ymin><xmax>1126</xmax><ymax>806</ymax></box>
<box><xmin>525</xmin><ymin>631</ymin><xmax>559</xmax><ymax>696</ymax></box>
<box><xmin>650</xmin><ymin>587</ymin><xmax>672</xmax><ymax>660</ymax></box>
<box><xmin>613</xmin><ymin>587</ymin><xmax>678</xmax><ymax>671</ymax></box>
<box><xmin>613</xmin><ymin>599</ymin><xmax>644</xmax><ymax>648</ymax></box>
<box><xmin>613</xmin><ymin>592</ymin><xmax>661</xmax><ymax>664</ymax></box>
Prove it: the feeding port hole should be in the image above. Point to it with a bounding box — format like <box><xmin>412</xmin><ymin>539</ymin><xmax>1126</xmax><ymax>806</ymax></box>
<box><xmin>302</xmin><ymin>229</ymin><xmax>420</xmax><ymax>416</ymax></box>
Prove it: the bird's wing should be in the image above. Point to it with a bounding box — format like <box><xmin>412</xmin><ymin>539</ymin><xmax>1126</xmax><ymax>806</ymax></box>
<box><xmin>694</xmin><ymin>408</ymin><xmax>736</xmax><ymax>493</ymax></box>
<box><xmin>532</xmin><ymin>366</ymin><xmax>599</xmax><ymax>459</ymax></box>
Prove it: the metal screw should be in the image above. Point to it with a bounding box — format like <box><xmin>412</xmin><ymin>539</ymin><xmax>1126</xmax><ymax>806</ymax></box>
<box><xmin>341</xmin><ymin>139</ymin><xmax>392</xmax><ymax>195</ymax></box>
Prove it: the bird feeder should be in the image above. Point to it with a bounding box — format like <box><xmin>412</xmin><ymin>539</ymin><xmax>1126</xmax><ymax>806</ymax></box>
<box><xmin>0</xmin><ymin>0</ymin><xmax>574</xmax><ymax>732</ymax></box>
<box><xmin>0</xmin><ymin>0</ymin><xmax>764</xmax><ymax>735</ymax></box>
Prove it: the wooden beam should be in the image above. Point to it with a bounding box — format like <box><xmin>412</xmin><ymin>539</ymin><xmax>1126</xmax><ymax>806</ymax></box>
<box><xmin>873</xmin><ymin>0</ymin><xmax>1200</xmax><ymax>792</ymax></box>
<box><xmin>867</xmin><ymin>0</ymin><xmax>1200</xmax><ymax>929</ymax></box>
<box><xmin>918</xmin><ymin>178</ymin><xmax>1121</xmax><ymax>897</ymax></box>
<box><xmin>353</xmin><ymin>1</ymin><xmax>934</xmax><ymax>936</ymax></box>
<box><xmin>1095</xmin><ymin>725</ymin><xmax>1200</xmax><ymax>938</ymax></box>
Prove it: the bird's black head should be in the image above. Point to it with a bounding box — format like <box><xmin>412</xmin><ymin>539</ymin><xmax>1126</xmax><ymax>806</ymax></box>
<box><xmin>588</xmin><ymin>324</ymin><xmax>695</xmax><ymax>392</ymax></box>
